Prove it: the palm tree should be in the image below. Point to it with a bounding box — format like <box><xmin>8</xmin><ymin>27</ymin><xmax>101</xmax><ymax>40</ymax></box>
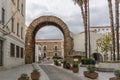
<box><xmin>107</xmin><ymin>0</ymin><xmax>116</xmax><ymax>61</ymax></box>
<box><xmin>73</xmin><ymin>0</ymin><xmax>88</xmax><ymax>58</ymax></box>
<box><xmin>115</xmin><ymin>0</ymin><xmax>119</xmax><ymax>60</ymax></box>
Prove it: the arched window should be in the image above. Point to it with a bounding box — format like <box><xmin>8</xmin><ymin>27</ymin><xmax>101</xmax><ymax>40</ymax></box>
<box><xmin>55</xmin><ymin>46</ymin><xmax>57</xmax><ymax>51</ymax></box>
<box><xmin>43</xmin><ymin>46</ymin><xmax>46</xmax><ymax>51</ymax></box>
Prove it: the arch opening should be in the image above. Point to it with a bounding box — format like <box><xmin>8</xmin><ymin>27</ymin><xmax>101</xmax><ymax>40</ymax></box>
<box><xmin>92</xmin><ymin>53</ymin><xmax>103</xmax><ymax>62</ymax></box>
<box><xmin>35</xmin><ymin>26</ymin><xmax>64</xmax><ymax>62</ymax></box>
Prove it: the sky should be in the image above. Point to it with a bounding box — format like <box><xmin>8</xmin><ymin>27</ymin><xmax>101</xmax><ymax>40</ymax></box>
<box><xmin>26</xmin><ymin>0</ymin><xmax>115</xmax><ymax>39</ymax></box>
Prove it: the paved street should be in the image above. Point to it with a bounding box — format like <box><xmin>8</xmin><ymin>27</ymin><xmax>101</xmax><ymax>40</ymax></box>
<box><xmin>40</xmin><ymin>65</ymin><xmax>82</xmax><ymax>80</ymax></box>
<box><xmin>0</xmin><ymin>64</ymin><xmax>49</xmax><ymax>80</ymax></box>
<box><xmin>40</xmin><ymin>60</ymin><xmax>114</xmax><ymax>80</ymax></box>
<box><xmin>0</xmin><ymin>61</ymin><xmax>114</xmax><ymax>80</ymax></box>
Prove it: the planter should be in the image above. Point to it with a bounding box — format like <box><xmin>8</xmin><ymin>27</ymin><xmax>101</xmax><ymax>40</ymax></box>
<box><xmin>63</xmin><ymin>64</ymin><xmax>67</xmax><ymax>68</ymax></box>
<box><xmin>54</xmin><ymin>61</ymin><xmax>58</xmax><ymax>66</ymax></box>
<box><xmin>109</xmin><ymin>77</ymin><xmax>120</xmax><ymax>80</ymax></box>
<box><xmin>84</xmin><ymin>71</ymin><xmax>98</xmax><ymax>79</ymax></box>
<box><xmin>31</xmin><ymin>72</ymin><xmax>40</xmax><ymax>80</ymax></box>
<box><xmin>97</xmin><ymin>63</ymin><xmax>120</xmax><ymax>72</ymax></box>
<box><xmin>72</xmin><ymin>67</ymin><xmax>79</xmax><ymax>73</ymax></box>
<box><xmin>57</xmin><ymin>63</ymin><xmax>61</xmax><ymax>66</ymax></box>
<box><xmin>18</xmin><ymin>77</ymin><xmax>29</xmax><ymax>80</ymax></box>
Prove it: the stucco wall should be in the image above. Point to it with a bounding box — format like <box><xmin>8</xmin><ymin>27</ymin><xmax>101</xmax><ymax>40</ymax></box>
<box><xmin>3</xmin><ymin>36</ymin><xmax>25</xmax><ymax>69</ymax></box>
<box><xmin>73</xmin><ymin>32</ymin><xmax>102</xmax><ymax>54</ymax></box>
<box><xmin>0</xmin><ymin>0</ymin><xmax>26</xmax><ymax>69</ymax></box>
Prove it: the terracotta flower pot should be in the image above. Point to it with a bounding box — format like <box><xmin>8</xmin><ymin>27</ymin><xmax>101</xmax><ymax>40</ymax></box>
<box><xmin>72</xmin><ymin>67</ymin><xmax>79</xmax><ymax>73</ymax></box>
<box><xmin>18</xmin><ymin>77</ymin><xmax>29</xmax><ymax>80</ymax></box>
<box><xmin>109</xmin><ymin>77</ymin><xmax>120</xmax><ymax>80</ymax></box>
<box><xmin>57</xmin><ymin>63</ymin><xmax>61</xmax><ymax>66</ymax></box>
<box><xmin>54</xmin><ymin>61</ymin><xmax>58</xmax><ymax>66</ymax></box>
<box><xmin>63</xmin><ymin>64</ymin><xmax>66</xmax><ymax>68</ymax></box>
<box><xmin>31</xmin><ymin>72</ymin><xmax>40</xmax><ymax>80</ymax></box>
<box><xmin>84</xmin><ymin>71</ymin><xmax>98</xmax><ymax>79</ymax></box>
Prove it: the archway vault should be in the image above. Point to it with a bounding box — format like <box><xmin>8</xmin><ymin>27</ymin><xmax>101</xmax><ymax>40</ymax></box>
<box><xmin>25</xmin><ymin>16</ymin><xmax>73</xmax><ymax>64</ymax></box>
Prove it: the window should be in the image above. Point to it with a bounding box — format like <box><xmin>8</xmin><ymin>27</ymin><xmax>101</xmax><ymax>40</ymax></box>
<box><xmin>2</xmin><ymin>8</ymin><xmax>5</xmax><ymax>24</ymax></box>
<box><xmin>44</xmin><ymin>46</ymin><xmax>46</xmax><ymax>51</ymax></box>
<box><xmin>17</xmin><ymin>23</ymin><xmax>19</xmax><ymax>36</ymax></box>
<box><xmin>38</xmin><ymin>46</ymin><xmax>41</xmax><ymax>50</ymax></box>
<box><xmin>21</xmin><ymin>4</ymin><xmax>24</xmax><ymax>16</ymax></box>
<box><xmin>17</xmin><ymin>0</ymin><xmax>19</xmax><ymax>10</ymax></box>
<box><xmin>11</xmin><ymin>17</ymin><xmax>14</xmax><ymax>32</ymax></box>
<box><xmin>16</xmin><ymin>45</ymin><xmax>19</xmax><ymax>58</ymax></box>
<box><xmin>21</xmin><ymin>47</ymin><xmax>23</xmax><ymax>58</ymax></box>
<box><xmin>55</xmin><ymin>46</ymin><xmax>57</xmax><ymax>51</ymax></box>
<box><xmin>44</xmin><ymin>53</ymin><xmax>46</xmax><ymax>58</ymax></box>
<box><xmin>21</xmin><ymin>27</ymin><xmax>23</xmax><ymax>39</ymax></box>
<box><xmin>10</xmin><ymin>43</ymin><xmax>15</xmax><ymax>57</ymax></box>
<box><xmin>12</xmin><ymin>0</ymin><xmax>15</xmax><ymax>4</ymax></box>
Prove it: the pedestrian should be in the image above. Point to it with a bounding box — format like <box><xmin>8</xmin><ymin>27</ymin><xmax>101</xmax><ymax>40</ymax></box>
<box><xmin>92</xmin><ymin>59</ymin><xmax>96</xmax><ymax>65</ymax></box>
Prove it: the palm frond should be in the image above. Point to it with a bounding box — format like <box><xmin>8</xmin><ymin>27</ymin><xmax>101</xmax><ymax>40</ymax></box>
<box><xmin>73</xmin><ymin>0</ymin><xmax>83</xmax><ymax>6</ymax></box>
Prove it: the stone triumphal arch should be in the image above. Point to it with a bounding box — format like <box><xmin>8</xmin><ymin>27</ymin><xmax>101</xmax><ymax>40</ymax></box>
<box><xmin>25</xmin><ymin>16</ymin><xmax>73</xmax><ymax>64</ymax></box>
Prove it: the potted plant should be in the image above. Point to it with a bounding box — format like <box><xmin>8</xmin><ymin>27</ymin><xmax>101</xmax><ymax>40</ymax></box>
<box><xmin>72</xmin><ymin>62</ymin><xmax>79</xmax><ymax>73</ymax></box>
<box><xmin>31</xmin><ymin>69</ymin><xmax>40</xmax><ymax>80</ymax></box>
<box><xmin>109</xmin><ymin>69</ymin><xmax>120</xmax><ymax>80</ymax></box>
<box><xmin>84</xmin><ymin>65</ymin><xmax>98</xmax><ymax>79</ymax></box>
<box><xmin>63</xmin><ymin>59</ymin><xmax>67</xmax><ymax>68</ymax></box>
<box><xmin>18</xmin><ymin>73</ymin><xmax>29</xmax><ymax>80</ymax></box>
<box><xmin>53</xmin><ymin>58</ymin><xmax>58</xmax><ymax>65</ymax></box>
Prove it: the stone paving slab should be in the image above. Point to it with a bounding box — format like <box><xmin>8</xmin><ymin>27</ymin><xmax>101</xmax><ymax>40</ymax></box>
<box><xmin>0</xmin><ymin>63</ymin><xmax>49</xmax><ymax>80</ymax></box>
<box><xmin>39</xmin><ymin>60</ymin><xmax>115</xmax><ymax>80</ymax></box>
<box><xmin>54</xmin><ymin>64</ymin><xmax>114</xmax><ymax>80</ymax></box>
<box><xmin>0</xmin><ymin>64</ymin><xmax>32</xmax><ymax>80</ymax></box>
<box><xmin>40</xmin><ymin>65</ymin><xmax>82</xmax><ymax>80</ymax></box>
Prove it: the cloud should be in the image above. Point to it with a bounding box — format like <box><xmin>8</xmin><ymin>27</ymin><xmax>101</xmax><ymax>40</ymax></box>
<box><xmin>26</xmin><ymin>0</ymin><xmax>111</xmax><ymax>39</ymax></box>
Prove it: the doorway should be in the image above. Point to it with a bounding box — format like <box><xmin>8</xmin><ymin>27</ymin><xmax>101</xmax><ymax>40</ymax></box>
<box><xmin>0</xmin><ymin>40</ymin><xmax>3</xmax><ymax>66</ymax></box>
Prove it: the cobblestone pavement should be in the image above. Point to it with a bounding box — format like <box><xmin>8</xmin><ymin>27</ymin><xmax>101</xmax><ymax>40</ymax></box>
<box><xmin>40</xmin><ymin>65</ymin><xmax>82</xmax><ymax>80</ymax></box>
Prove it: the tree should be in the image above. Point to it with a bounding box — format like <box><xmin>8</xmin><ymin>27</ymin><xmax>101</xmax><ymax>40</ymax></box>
<box><xmin>115</xmin><ymin>0</ymin><xmax>119</xmax><ymax>60</ymax></box>
<box><xmin>96</xmin><ymin>34</ymin><xmax>111</xmax><ymax>55</ymax></box>
<box><xmin>107</xmin><ymin>0</ymin><xmax>116</xmax><ymax>61</ymax></box>
<box><xmin>73</xmin><ymin>0</ymin><xmax>89</xmax><ymax>58</ymax></box>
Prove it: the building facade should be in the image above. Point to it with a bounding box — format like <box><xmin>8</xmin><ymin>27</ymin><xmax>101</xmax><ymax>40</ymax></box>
<box><xmin>36</xmin><ymin>39</ymin><xmax>64</xmax><ymax>59</ymax></box>
<box><xmin>73</xmin><ymin>31</ymin><xmax>104</xmax><ymax>61</ymax></box>
<box><xmin>35</xmin><ymin>44</ymin><xmax>43</xmax><ymax>62</ymax></box>
<box><xmin>0</xmin><ymin>0</ymin><xmax>26</xmax><ymax>69</ymax></box>
<box><xmin>90</xmin><ymin>26</ymin><xmax>120</xmax><ymax>61</ymax></box>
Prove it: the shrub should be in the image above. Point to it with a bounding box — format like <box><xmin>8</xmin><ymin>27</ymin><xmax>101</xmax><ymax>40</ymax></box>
<box><xmin>53</xmin><ymin>58</ymin><xmax>58</xmax><ymax>62</ymax></box>
<box><xmin>33</xmin><ymin>69</ymin><xmax>39</xmax><ymax>73</ymax></box>
<box><xmin>63</xmin><ymin>59</ymin><xmax>67</xmax><ymax>65</ymax></box>
<box><xmin>72</xmin><ymin>62</ymin><xmax>78</xmax><ymax>68</ymax></box>
<box><xmin>81</xmin><ymin>58</ymin><xmax>86</xmax><ymax>64</ymax></box>
<box><xmin>81</xmin><ymin>57</ymin><xmax>94</xmax><ymax>65</ymax></box>
<box><xmin>114</xmin><ymin>69</ymin><xmax>120</xmax><ymax>78</ymax></box>
<box><xmin>87</xmin><ymin>65</ymin><xmax>96</xmax><ymax>73</ymax></box>
<box><xmin>20</xmin><ymin>73</ymin><xmax>28</xmax><ymax>78</ymax></box>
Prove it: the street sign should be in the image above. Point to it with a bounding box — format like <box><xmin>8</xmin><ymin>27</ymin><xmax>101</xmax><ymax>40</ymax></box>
<box><xmin>74</xmin><ymin>58</ymin><xmax>78</xmax><ymax>61</ymax></box>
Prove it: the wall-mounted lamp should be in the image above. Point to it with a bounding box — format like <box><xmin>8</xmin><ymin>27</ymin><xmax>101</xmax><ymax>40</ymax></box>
<box><xmin>28</xmin><ymin>43</ymin><xmax>30</xmax><ymax>45</ymax></box>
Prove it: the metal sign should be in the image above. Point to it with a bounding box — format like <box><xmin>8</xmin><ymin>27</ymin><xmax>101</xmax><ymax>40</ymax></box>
<box><xmin>74</xmin><ymin>59</ymin><xmax>78</xmax><ymax>61</ymax></box>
